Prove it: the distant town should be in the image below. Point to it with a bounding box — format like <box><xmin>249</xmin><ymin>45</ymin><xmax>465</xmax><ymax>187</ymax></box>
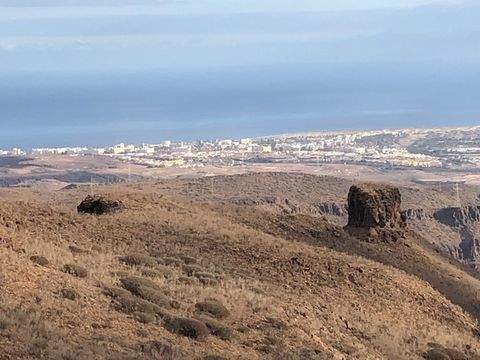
<box><xmin>2</xmin><ymin>126</ymin><xmax>480</xmax><ymax>171</ymax></box>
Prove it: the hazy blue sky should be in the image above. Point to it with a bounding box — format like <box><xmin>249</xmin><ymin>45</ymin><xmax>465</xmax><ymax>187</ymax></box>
<box><xmin>1</xmin><ymin>0</ymin><xmax>477</xmax><ymax>73</ymax></box>
<box><xmin>0</xmin><ymin>0</ymin><xmax>479</xmax><ymax>147</ymax></box>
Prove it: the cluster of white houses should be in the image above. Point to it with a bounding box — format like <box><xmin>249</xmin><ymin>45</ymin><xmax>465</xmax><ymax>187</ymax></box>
<box><xmin>2</xmin><ymin>126</ymin><xmax>479</xmax><ymax>169</ymax></box>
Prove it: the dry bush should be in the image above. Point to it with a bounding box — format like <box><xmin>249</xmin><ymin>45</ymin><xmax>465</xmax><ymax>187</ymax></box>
<box><xmin>119</xmin><ymin>253</ymin><xmax>158</xmax><ymax>268</ymax></box>
<box><xmin>195</xmin><ymin>315</ymin><xmax>233</xmax><ymax>341</ymax></box>
<box><xmin>0</xmin><ymin>305</ymin><xmax>70</xmax><ymax>358</ymax></box>
<box><xmin>163</xmin><ymin>316</ymin><xmax>209</xmax><ymax>340</ymax></box>
<box><xmin>195</xmin><ymin>299</ymin><xmax>230</xmax><ymax>319</ymax></box>
<box><xmin>63</xmin><ymin>263</ymin><xmax>88</xmax><ymax>278</ymax></box>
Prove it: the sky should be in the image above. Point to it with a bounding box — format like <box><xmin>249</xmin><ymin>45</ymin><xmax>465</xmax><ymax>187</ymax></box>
<box><xmin>1</xmin><ymin>0</ymin><xmax>477</xmax><ymax>73</ymax></box>
<box><xmin>0</xmin><ymin>0</ymin><xmax>479</xmax><ymax>147</ymax></box>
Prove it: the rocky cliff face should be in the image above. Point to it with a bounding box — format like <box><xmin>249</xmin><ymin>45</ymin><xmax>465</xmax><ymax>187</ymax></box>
<box><xmin>433</xmin><ymin>206</ymin><xmax>480</xmax><ymax>228</ymax></box>
<box><xmin>432</xmin><ymin>206</ymin><xmax>480</xmax><ymax>268</ymax></box>
<box><xmin>346</xmin><ymin>184</ymin><xmax>406</xmax><ymax>242</ymax></box>
<box><xmin>404</xmin><ymin>205</ymin><xmax>480</xmax><ymax>269</ymax></box>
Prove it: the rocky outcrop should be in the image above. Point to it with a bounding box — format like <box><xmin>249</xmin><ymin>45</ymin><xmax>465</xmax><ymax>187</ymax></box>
<box><xmin>77</xmin><ymin>195</ymin><xmax>124</xmax><ymax>215</ymax></box>
<box><xmin>433</xmin><ymin>206</ymin><xmax>480</xmax><ymax>228</ymax></box>
<box><xmin>229</xmin><ymin>195</ymin><xmax>281</xmax><ymax>207</ymax></box>
<box><xmin>314</xmin><ymin>202</ymin><xmax>346</xmax><ymax>217</ymax></box>
<box><xmin>431</xmin><ymin>205</ymin><xmax>480</xmax><ymax>268</ymax></box>
<box><xmin>402</xmin><ymin>208</ymin><xmax>432</xmax><ymax>221</ymax></box>
<box><xmin>229</xmin><ymin>196</ymin><xmax>346</xmax><ymax>218</ymax></box>
<box><xmin>345</xmin><ymin>183</ymin><xmax>406</xmax><ymax>242</ymax></box>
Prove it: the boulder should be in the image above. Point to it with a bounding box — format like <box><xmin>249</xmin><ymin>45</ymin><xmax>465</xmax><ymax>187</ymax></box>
<box><xmin>77</xmin><ymin>195</ymin><xmax>123</xmax><ymax>215</ymax></box>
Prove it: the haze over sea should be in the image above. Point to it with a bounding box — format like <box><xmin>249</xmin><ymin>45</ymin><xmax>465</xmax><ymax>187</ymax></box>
<box><xmin>1</xmin><ymin>0</ymin><xmax>480</xmax><ymax>148</ymax></box>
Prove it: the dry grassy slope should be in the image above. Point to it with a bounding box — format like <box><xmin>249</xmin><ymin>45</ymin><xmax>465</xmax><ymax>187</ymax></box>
<box><xmin>0</xmin><ymin>178</ymin><xmax>478</xmax><ymax>359</ymax></box>
<box><xmin>221</xmin><ymin>205</ymin><xmax>480</xmax><ymax>319</ymax></box>
<box><xmin>152</xmin><ymin>172</ymin><xmax>480</xmax><ymax>211</ymax></box>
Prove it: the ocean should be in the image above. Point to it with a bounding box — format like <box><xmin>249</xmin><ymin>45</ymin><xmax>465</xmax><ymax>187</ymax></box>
<box><xmin>1</xmin><ymin>63</ymin><xmax>479</xmax><ymax>148</ymax></box>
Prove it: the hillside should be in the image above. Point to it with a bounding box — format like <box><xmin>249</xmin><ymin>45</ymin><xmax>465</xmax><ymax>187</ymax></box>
<box><xmin>0</xmin><ymin>173</ymin><xmax>479</xmax><ymax>359</ymax></box>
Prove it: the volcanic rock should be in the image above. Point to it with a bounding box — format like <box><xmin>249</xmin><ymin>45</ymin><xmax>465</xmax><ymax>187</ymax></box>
<box><xmin>315</xmin><ymin>202</ymin><xmax>346</xmax><ymax>216</ymax></box>
<box><xmin>346</xmin><ymin>183</ymin><xmax>406</xmax><ymax>242</ymax></box>
<box><xmin>402</xmin><ymin>208</ymin><xmax>432</xmax><ymax>222</ymax></box>
<box><xmin>433</xmin><ymin>206</ymin><xmax>480</xmax><ymax>267</ymax></box>
<box><xmin>77</xmin><ymin>195</ymin><xmax>123</xmax><ymax>215</ymax></box>
<box><xmin>433</xmin><ymin>206</ymin><xmax>480</xmax><ymax>228</ymax></box>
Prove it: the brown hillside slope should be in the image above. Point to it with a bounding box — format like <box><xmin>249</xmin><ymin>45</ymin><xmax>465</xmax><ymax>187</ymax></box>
<box><xmin>150</xmin><ymin>172</ymin><xmax>480</xmax><ymax>212</ymax></box>
<box><xmin>191</xmin><ymin>174</ymin><xmax>480</xmax><ymax>322</ymax></box>
<box><xmin>0</xmin><ymin>180</ymin><xmax>478</xmax><ymax>359</ymax></box>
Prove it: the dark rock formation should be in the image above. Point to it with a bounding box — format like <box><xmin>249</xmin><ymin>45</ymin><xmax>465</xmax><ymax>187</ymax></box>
<box><xmin>433</xmin><ymin>206</ymin><xmax>480</xmax><ymax>228</ymax></box>
<box><xmin>402</xmin><ymin>208</ymin><xmax>432</xmax><ymax>221</ymax></box>
<box><xmin>77</xmin><ymin>195</ymin><xmax>123</xmax><ymax>215</ymax></box>
<box><xmin>229</xmin><ymin>195</ymin><xmax>281</xmax><ymax>207</ymax></box>
<box><xmin>432</xmin><ymin>206</ymin><xmax>480</xmax><ymax>268</ymax></box>
<box><xmin>346</xmin><ymin>183</ymin><xmax>406</xmax><ymax>242</ymax></box>
<box><xmin>315</xmin><ymin>202</ymin><xmax>346</xmax><ymax>216</ymax></box>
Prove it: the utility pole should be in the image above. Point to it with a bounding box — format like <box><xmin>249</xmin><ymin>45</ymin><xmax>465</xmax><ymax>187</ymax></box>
<box><xmin>455</xmin><ymin>182</ymin><xmax>461</xmax><ymax>207</ymax></box>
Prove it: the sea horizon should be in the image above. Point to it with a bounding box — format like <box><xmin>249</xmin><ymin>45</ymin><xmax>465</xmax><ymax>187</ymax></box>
<box><xmin>2</xmin><ymin>63</ymin><xmax>480</xmax><ymax>149</ymax></box>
